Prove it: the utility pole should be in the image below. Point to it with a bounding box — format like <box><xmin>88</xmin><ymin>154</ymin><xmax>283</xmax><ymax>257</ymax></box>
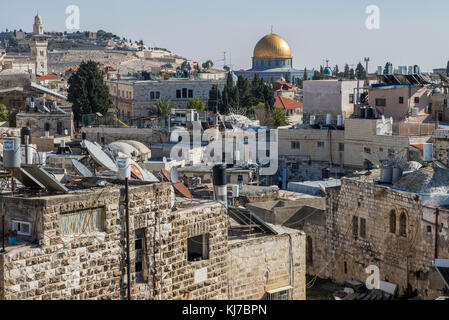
<box><xmin>125</xmin><ymin>177</ymin><xmax>131</xmax><ymax>300</ymax></box>
<box><xmin>364</xmin><ymin>57</ymin><xmax>370</xmax><ymax>87</ymax></box>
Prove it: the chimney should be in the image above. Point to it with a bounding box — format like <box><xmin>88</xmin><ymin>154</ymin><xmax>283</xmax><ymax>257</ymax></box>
<box><xmin>117</xmin><ymin>74</ymin><xmax>121</xmax><ymax>81</ymax></box>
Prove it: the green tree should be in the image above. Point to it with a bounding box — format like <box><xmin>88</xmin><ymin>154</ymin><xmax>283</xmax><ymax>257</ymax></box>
<box><xmin>0</xmin><ymin>104</ymin><xmax>9</xmax><ymax>122</ymax></box>
<box><xmin>188</xmin><ymin>98</ymin><xmax>205</xmax><ymax>113</ymax></box>
<box><xmin>68</xmin><ymin>60</ymin><xmax>113</xmax><ymax>126</ymax></box>
<box><xmin>343</xmin><ymin>64</ymin><xmax>350</xmax><ymax>78</ymax></box>
<box><xmin>333</xmin><ymin>65</ymin><xmax>339</xmax><ymax>76</ymax></box>
<box><xmin>8</xmin><ymin>109</ymin><xmax>18</xmax><ymax>127</ymax></box>
<box><xmin>202</xmin><ymin>60</ymin><xmax>214</xmax><ymax>70</ymax></box>
<box><xmin>272</xmin><ymin>107</ymin><xmax>288</xmax><ymax>126</ymax></box>
<box><xmin>356</xmin><ymin>62</ymin><xmax>366</xmax><ymax>79</ymax></box>
<box><xmin>222</xmin><ymin>72</ymin><xmax>240</xmax><ymax>113</ymax></box>
<box><xmin>149</xmin><ymin>98</ymin><xmax>175</xmax><ymax>126</ymax></box>
<box><xmin>208</xmin><ymin>84</ymin><xmax>222</xmax><ymax>112</ymax></box>
<box><xmin>349</xmin><ymin>68</ymin><xmax>355</xmax><ymax>80</ymax></box>
<box><xmin>236</xmin><ymin>75</ymin><xmax>252</xmax><ymax>110</ymax></box>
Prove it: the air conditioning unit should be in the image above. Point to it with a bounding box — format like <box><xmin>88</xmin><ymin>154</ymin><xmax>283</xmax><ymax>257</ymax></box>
<box><xmin>265</xmin><ymin>286</ymin><xmax>292</xmax><ymax>300</ymax></box>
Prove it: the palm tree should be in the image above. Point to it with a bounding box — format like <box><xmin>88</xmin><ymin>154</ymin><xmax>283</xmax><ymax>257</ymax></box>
<box><xmin>272</xmin><ymin>108</ymin><xmax>288</xmax><ymax>127</ymax></box>
<box><xmin>149</xmin><ymin>98</ymin><xmax>175</xmax><ymax>127</ymax></box>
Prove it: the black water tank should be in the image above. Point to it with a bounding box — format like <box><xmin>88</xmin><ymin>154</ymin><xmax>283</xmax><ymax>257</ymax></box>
<box><xmin>322</xmin><ymin>168</ymin><xmax>330</xmax><ymax>179</ymax></box>
<box><xmin>212</xmin><ymin>164</ymin><xmax>227</xmax><ymax>186</ymax></box>
<box><xmin>366</xmin><ymin>107</ymin><xmax>374</xmax><ymax>119</ymax></box>
<box><xmin>44</xmin><ymin>123</ymin><xmax>51</xmax><ymax>132</ymax></box>
<box><xmin>357</xmin><ymin>107</ymin><xmax>365</xmax><ymax>119</ymax></box>
<box><xmin>20</xmin><ymin>127</ymin><xmax>32</xmax><ymax>144</ymax></box>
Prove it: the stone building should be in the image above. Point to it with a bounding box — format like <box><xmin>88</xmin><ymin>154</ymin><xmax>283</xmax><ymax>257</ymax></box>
<box><xmin>0</xmin><ymin>181</ymin><xmax>306</xmax><ymax>300</ymax></box>
<box><xmin>306</xmin><ymin>167</ymin><xmax>449</xmax><ymax>299</ymax></box>
<box><xmin>277</xmin><ymin>117</ymin><xmax>425</xmax><ymax>184</ymax></box>
<box><xmin>433</xmin><ymin>127</ymin><xmax>449</xmax><ymax>165</ymax></box>
<box><xmin>368</xmin><ymin>84</ymin><xmax>430</xmax><ymax>121</ymax></box>
<box><xmin>16</xmin><ymin>107</ymin><xmax>74</xmax><ymax>139</ymax></box>
<box><xmin>105</xmin><ymin>78</ymin><xmax>225</xmax><ymax>117</ymax></box>
<box><xmin>302</xmin><ymin>80</ymin><xmax>360</xmax><ymax>124</ymax></box>
<box><xmin>429</xmin><ymin>86</ymin><xmax>449</xmax><ymax>122</ymax></box>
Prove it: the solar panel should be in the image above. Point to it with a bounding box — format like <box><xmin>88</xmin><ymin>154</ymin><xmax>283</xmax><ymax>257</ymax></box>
<box><xmin>21</xmin><ymin>164</ymin><xmax>69</xmax><ymax>193</ymax></box>
<box><xmin>83</xmin><ymin>140</ymin><xmax>118</xmax><ymax>172</ymax></box>
<box><xmin>228</xmin><ymin>206</ymin><xmax>277</xmax><ymax>235</ymax></box>
<box><xmin>71</xmin><ymin>159</ymin><xmax>94</xmax><ymax>177</ymax></box>
<box><xmin>434</xmin><ymin>259</ymin><xmax>449</xmax><ymax>289</ymax></box>
<box><xmin>13</xmin><ymin>167</ymin><xmax>45</xmax><ymax>189</ymax></box>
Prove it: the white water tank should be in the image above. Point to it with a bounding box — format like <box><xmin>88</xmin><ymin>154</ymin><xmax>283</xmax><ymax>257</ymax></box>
<box><xmin>337</xmin><ymin>115</ymin><xmax>343</xmax><ymax>127</ymax></box>
<box><xmin>326</xmin><ymin>113</ymin><xmax>332</xmax><ymax>125</ymax></box>
<box><xmin>117</xmin><ymin>156</ymin><xmax>131</xmax><ymax>179</ymax></box>
<box><xmin>3</xmin><ymin>138</ymin><xmax>21</xmax><ymax>168</ymax></box>
<box><xmin>310</xmin><ymin>115</ymin><xmax>316</xmax><ymax>125</ymax></box>
<box><xmin>423</xmin><ymin>143</ymin><xmax>433</xmax><ymax>162</ymax></box>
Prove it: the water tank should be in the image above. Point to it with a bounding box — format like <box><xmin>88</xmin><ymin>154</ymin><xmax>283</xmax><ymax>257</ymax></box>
<box><xmin>366</xmin><ymin>107</ymin><xmax>374</xmax><ymax>119</ymax></box>
<box><xmin>423</xmin><ymin>143</ymin><xmax>433</xmax><ymax>161</ymax></box>
<box><xmin>326</xmin><ymin>113</ymin><xmax>332</xmax><ymax>125</ymax></box>
<box><xmin>358</xmin><ymin>107</ymin><xmax>366</xmax><ymax>119</ymax></box>
<box><xmin>20</xmin><ymin>127</ymin><xmax>32</xmax><ymax>145</ymax></box>
<box><xmin>117</xmin><ymin>156</ymin><xmax>131</xmax><ymax>179</ymax></box>
<box><xmin>322</xmin><ymin>168</ymin><xmax>330</xmax><ymax>179</ymax></box>
<box><xmin>392</xmin><ymin>167</ymin><xmax>403</xmax><ymax>183</ymax></box>
<box><xmin>3</xmin><ymin>138</ymin><xmax>21</xmax><ymax>168</ymax></box>
<box><xmin>309</xmin><ymin>115</ymin><xmax>316</xmax><ymax>125</ymax></box>
<box><xmin>337</xmin><ymin>115</ymin><xmax>343</xmax><ymax>127</ymax></box>
<box><xmin>380</xmin><ymin>167</ymin><xmax>393</xmax><ymax>184</ymax></box>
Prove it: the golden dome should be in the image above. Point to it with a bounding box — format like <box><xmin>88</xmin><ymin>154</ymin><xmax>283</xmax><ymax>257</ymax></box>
<box><xmin>253</xmin><ymin>33</ymin><xmax>292</xmax><ymax>59</ymax></box>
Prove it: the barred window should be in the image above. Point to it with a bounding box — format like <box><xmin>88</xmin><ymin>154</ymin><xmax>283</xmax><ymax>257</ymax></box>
<box><xmin>360</xmin><ymin>218</ymin><xmax>366</xmax><ymax>238</ymax></box>
<box><xmin>389</xmin><ymin>210</ymin><xmax>396</xmax><ymax>234</ymax></box>
<box><xmin>60</xmin><ymin>207</ymin><xmax>105</xmax><ymax>236</ymax></box>
<box><xmin>352</xmin><ymin>216</ymin><xmax>358</xmax><ymax>237</ymax></box>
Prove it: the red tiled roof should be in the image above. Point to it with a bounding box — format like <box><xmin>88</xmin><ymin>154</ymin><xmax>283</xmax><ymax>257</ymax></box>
<box><xmin>37</xmin><ymin>75</ymin><xmax>61</xmax><ymax>80</ymax></box>
<box><xmin>274</xmin><ymin>96</ymin><xmax>303</xmax><ymax>110</ymax></box>
<box><xmin>273</xmin><ymin>80</ymin><xmax>293</xmax><ymax>89</ymax></box>
<box><xmin>66</xmin><ymin>67</ymin><xmax>79</xmax><ymax>72</ymax></box>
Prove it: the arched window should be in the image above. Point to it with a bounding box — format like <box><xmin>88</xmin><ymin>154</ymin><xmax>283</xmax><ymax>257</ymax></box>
<box><xmin>306</xmin><ymin>236</ymin><xmax>313</xmax><ymax>266</ymax></box>
<box><xmin>399</xmin><ymin>212</ymin><xmax>407</xmax><ymax>237</ymax></box>
<box><xmin>389</xmin><ymin>210</ymin><xmax>396</xmax><ymax>234</ymax></box>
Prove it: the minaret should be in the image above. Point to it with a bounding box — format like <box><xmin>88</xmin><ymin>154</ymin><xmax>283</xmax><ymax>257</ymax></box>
<box><xmin>30</xmin><ymin>13</ymin><xmax>47</xmax><ymax>75</ymax></box>
<box><xmin>33</xmin><ymin>12</ymin><xmax>44</xmax><ymax>35</ymax></box>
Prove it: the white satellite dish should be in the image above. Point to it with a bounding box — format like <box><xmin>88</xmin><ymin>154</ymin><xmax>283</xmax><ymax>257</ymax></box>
<box><xmin>163</xmin><ymin>157</ymin><xmax>167</xmax><ymax>163</ymax></box>
<box><xmin>170</xmin><ymin>167</ymin><xmax>179</xmax><ymax>183</ymax></box>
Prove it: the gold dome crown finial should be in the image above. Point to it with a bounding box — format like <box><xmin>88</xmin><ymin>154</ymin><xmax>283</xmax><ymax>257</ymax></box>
<box><xmin>271</xmin><ymin>25</ymin><xmax>273</xmax><ymax>33</ymax></box>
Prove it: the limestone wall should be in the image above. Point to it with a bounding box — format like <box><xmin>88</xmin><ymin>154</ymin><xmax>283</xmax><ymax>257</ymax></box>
<box><xmin>81</xmin><ymin>127</ymin><xmax>168</xmax><ymax>146</ymax></box>
<box><xmin>228</xmin><ymin>231</ymin><xmax>306</xmax><ymax>300</ymax></box>
<box><xmin>314</xmin><ymin>179</ymin><xmax>449</xmax><ymax>299</ymax></box>
<box><xmin>0</xmin><ymin>183</ymin><xmax>229</xmax><ymax>300</ymax></box>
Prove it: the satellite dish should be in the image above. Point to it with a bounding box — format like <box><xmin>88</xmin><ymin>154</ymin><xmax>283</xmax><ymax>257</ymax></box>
<box><xmin>83</xmin><ymin>140</ymin><xmax>118</xmax><ymax>172</ymax></box>
<box><xmin>163</xmin><ymin>157</ymin><xmax>167</xmax><ymax>163</ymax></box>
<box><xmin>170</xmin><ymin>167</ymin><xmax>178</xmax><ymax>183</ymax></box>
<box><xmin>72</xmin><ymin>159</ymin><xmax>94</xmax><ymax>177</ymax></box>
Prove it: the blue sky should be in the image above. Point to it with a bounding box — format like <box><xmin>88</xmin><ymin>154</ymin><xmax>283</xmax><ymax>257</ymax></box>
<box><xmin>1</xmin><ymin>0</ymin><xmax>448</xmax><ymax>72</ymax></box>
